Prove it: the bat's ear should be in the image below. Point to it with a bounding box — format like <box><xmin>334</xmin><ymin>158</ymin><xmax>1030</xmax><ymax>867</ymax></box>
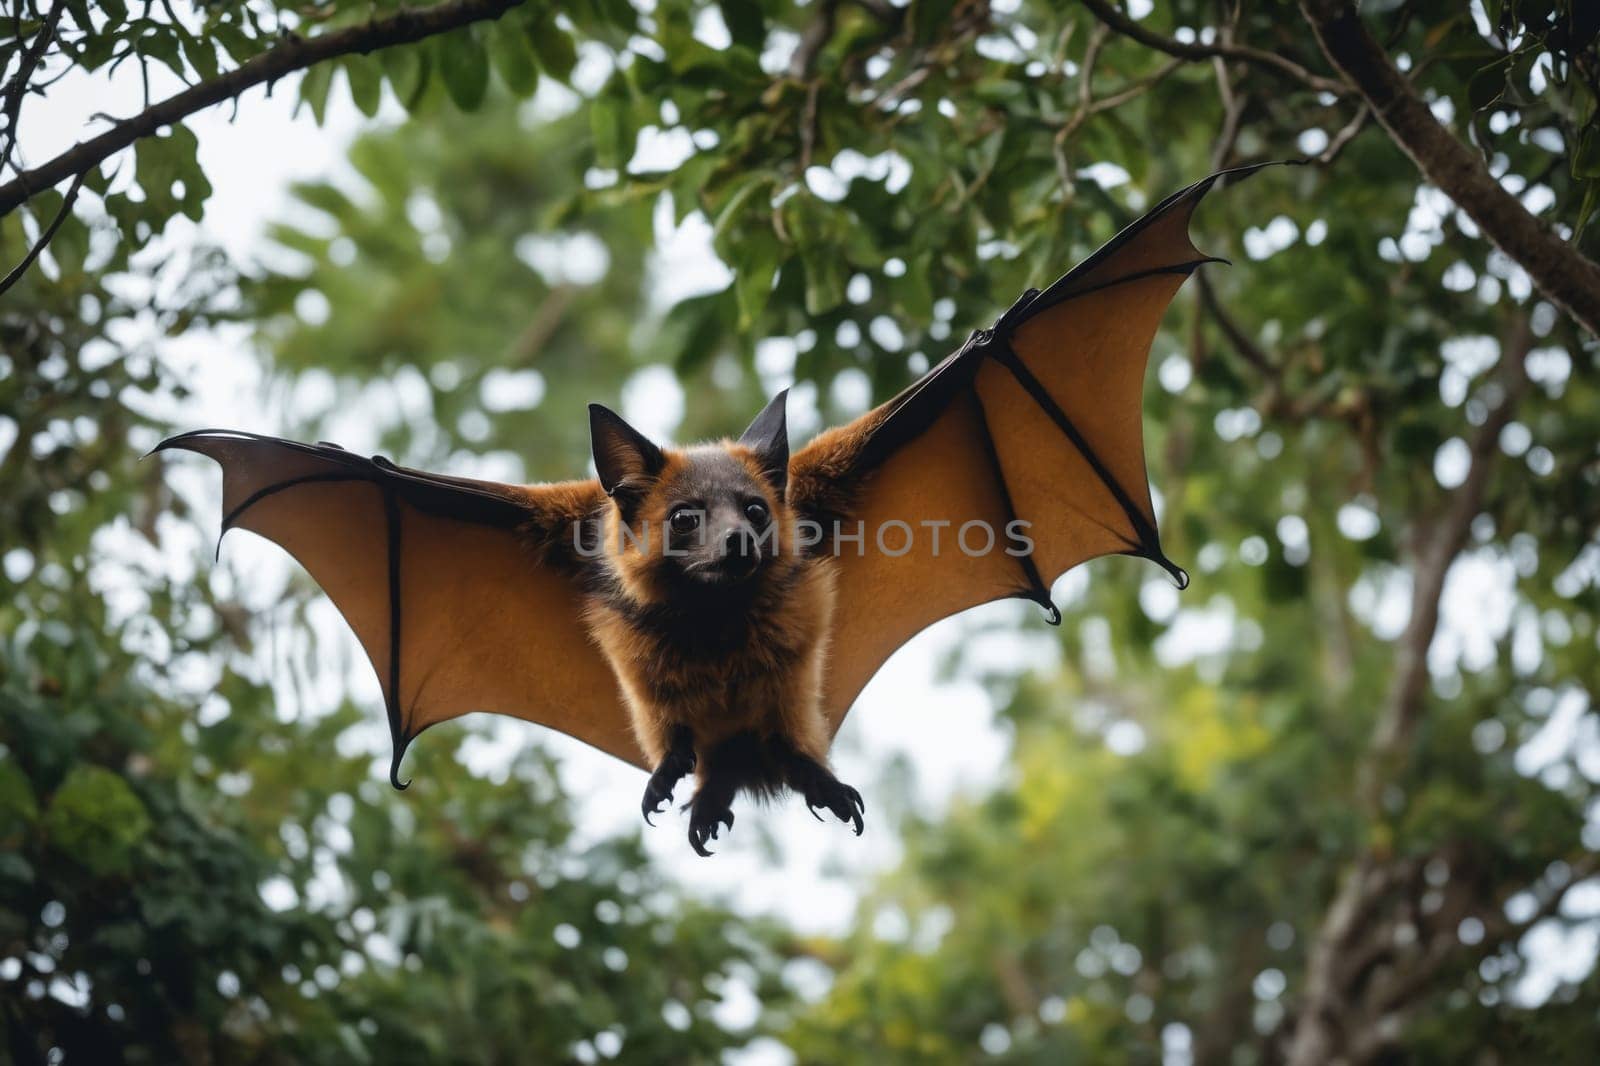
<box><xmin>738</xmin><ymin>388</ymin><xmax>789</xmax><ymax>497</ymax></box>
<box><xmin>589</xmin><ymin>403</ymin><xmax>666</xmax><ymax>497</ymax></box>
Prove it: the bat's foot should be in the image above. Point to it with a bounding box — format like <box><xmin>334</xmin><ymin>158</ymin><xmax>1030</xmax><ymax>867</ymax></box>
<box><xmin>797</xmin><ymin>772</ymin><xmax>865</xmax><ymax>836</ymax></box>
<box><xmin>687</xmin><ymin>795</ymin><xmax>735</xmax><ymax>857</ymax></box>
<box><xmin>641</xmin><ymin>774</ymin><xmax>677</xmax><ymax>826</ymax></box>
<box><xmin>642</xmin><ymin>727</ymin><xmax>697</xmax><ymax>827</ymax></box>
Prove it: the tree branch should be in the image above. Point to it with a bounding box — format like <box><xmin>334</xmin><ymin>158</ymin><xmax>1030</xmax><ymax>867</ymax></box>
<box><xmin>1079</xmin><ymin>0</ymin><xmax>1349</xmax><ymax>97</ymax></box>
<box><xmin>1285</xmin><ymin>315</ymin><xmax>1535</xmax><ymax>1066</ymax></box>
<box><xmin>1297</xmin><ymin>0</ymin><xmax>1600</xmax><ymax>336</ymax></box>
<box><xmin>1196</xmin><ymin>270</ymin><xmax>1276</xmax><ymax>378</ymax></box>
<box><xmin>0</xmin><ymin>0</ymin><xmax>525</xmax><ymax>218</ymax></box>
<box><xmin>788</xmin><ymin>0</ymin><xmax>840</xmax><ymax>79</ymax></box>
<box><xmin>1316</xmin><ymin>103</ymin><xmax>1369</xmax><ymax>165</ymax></box>
<box><xmin>1362</xmin><ymin>313</ymin><xmax>1532</xmax><ymax>790</ymax></box>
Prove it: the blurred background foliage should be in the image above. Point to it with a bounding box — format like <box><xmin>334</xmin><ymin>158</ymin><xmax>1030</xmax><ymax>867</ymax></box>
<box><xmin>4</xmin><ymin>0</ymin><xmax>1600</xmax><ymax>1063</ymax></box>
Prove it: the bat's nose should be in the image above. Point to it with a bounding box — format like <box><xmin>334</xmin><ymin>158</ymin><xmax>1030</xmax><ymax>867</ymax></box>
<box><xmin>722</xmin><ymin>528</ymin><xmax>757</xmax><ymax>559</ymax></box>
<box><xmin>719</xmin><ymin>528</ymin><xmax>760</xmax><ymax>575</ymax></box>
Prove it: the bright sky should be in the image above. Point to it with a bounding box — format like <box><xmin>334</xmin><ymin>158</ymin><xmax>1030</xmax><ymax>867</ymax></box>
<box><xmin>20</xmin><ymin>32</ymin><xmax>1598</xmax><ymax>1052</ymax></box>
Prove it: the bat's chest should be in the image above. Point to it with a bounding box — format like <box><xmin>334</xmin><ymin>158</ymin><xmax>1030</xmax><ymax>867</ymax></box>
<box><xmin>587</xmin><ymin>559</ymin><xmax>834</xmax><ymax>718</ymax></box>
<box><xmin>628</xmin><ymin>596</ymin><xmax>808</xmax><ymax>683</ymax></box>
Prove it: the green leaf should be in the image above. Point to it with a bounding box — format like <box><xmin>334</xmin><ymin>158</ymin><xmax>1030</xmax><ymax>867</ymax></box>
<box><xmin>180</xmin><ymin>33</ymin><xmax>219</xmax><ymax>81</ymax></box>
<box><xmin>718</xmin><ymin>0</ymin><xmax>765</xmax><ymax>49</ymax></box>
<box><xmin>1573</xmin><ymin>128</ymin><xmax>1600</xmax><ymax>180</ymax></box>
<box><xmin>42</xmin><ymin>766</ymin><xmax>151</xmax><ymax>878</ymax></box>
<box><xmin>799</xmin><ymin>246</ymin><xmax>845</xmax><ymax>314</ymax></box>
<box><xmin>137</xmin><ymin>30</ymin><xmax>187</xmax><ymax>82</ymax></box>
<box><xmin>381</xmin><ymin>43</ymin><xmax>430</xmax><ymax>111</ymax></box>
<box><xmin>734</xmin><ymin>232</ymin><xmax>784</xmax><ymax>330</ymax></box>
<box><xmin>1466</xmin><ymin>63</ymin><xmax>1506</xmax><ymax>114</ymax></box>
<box><xmin>909</xmin><ymin>0</ymin><xmax>956</xmax><ymax>46</ymax></box>
<box><xmin>1575</xmin><ymin>181</ymin><xmax>1600</xmax><ymax>238</ymax></box>
<box><xmin>64</xmin><ymin>0</ymin><xmax>92</xmax><ymax>35</ymax></box>
<box><xmin>212</xmin><ymin>23</ymin><xmax>256</xmax><ymax>65</ymax></box>
<box><xmin>489</xmin><ymin>24</ymin><xmax>539</xmax><ymax>95</ymax></box>
<box><xmin>526</xmin><ymin>12</ymin><xmax>577</xmax><ymax>84</ymax></box>
<box><xmin>590</xmin><ymin>86</ymin><xmax>631</xmax><ymax>169</ymax></box>
<box><xmin>664</xmin><ymin>291</ymin><xmax>730</xmax><ymax>373</ymax></box>
<box><xmin>345</xmin><ymin>54</ymin><xmax>383</xmax><ymax>118</ymax></box>
<box><xmin>438</xmin><ymin>28</ymin><xmax>490</xmax><ymax>112</ymax></box>
<box><xmin>299</xmin><ymin>61</ymin><xmax>335</xmax><ymax>125</ymax></box>
<box><xmin>889</xmin><ymin>254</ymin><xmax>935</xmax><ymax>323</ymax></box>
<box><xmin>132</xmin><ymin>124</ymin><xmax>210</xmax><ymax>224</ymax></box>
<box><xmin>0</xmin><ymin>759</ymin><xmax>39</xmax><ymax>839</ymax></box>
<box><xmin>0</xmin><ymin>852</ymin><xmax>33</xmax><ymax>885</ymax></box>
<box><xmin>710</xmin><ymin>173</ymin><xmax>772</xmax><ymax>256</ymax></box>
<box><xmin>77</xmin><ymin>30</ymin><xmax>118</xmax><ymax>71</ymax></box>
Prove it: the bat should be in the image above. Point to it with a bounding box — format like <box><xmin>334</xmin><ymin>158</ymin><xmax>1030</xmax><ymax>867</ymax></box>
<box><xmin>157</xmin><ymin>164</ymin><xmax>1271</xmax><ymax>855</ymax></box>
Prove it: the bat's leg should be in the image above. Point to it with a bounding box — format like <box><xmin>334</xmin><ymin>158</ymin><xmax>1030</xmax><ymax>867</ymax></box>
<box><xmin>640</xmin><ymin>725</ymin><xmax>696</xmax><ymax>826</ymax></box>
<box><xmin>773</xmin><ymin>740</ymin><xmax>864</xmax><ymax>836</ymax></box>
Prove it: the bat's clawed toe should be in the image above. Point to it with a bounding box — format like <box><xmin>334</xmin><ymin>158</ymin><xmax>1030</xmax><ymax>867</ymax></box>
<box><xmin>687</xmin><ymin>797</ymin><xmax>736</xmax><ymax>857</ymax></box>
<box><xmin>642</xmin><ymin>736</ymin><xmax>696</xmax><ymax>828</ymax></box>
<box><xmin>640</xmin><ymin>777</ymin><xmax>676</xmax><ymax>826</ymax></box>
<box><xmin>802</xmin><ymin>776</ymin><xmax>866</xmax><ymax>836</ymax></box>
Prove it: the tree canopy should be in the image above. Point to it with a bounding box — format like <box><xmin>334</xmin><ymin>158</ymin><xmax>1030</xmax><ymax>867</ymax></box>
<box><xmin>3</xmin><ymin>1</ymin><xmax>1599</xmax><ymax>1063</ymax></box>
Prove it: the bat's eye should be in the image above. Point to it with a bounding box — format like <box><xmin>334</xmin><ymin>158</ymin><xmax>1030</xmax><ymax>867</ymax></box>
<box><xmin>669</xmin><ymin>508</ymin><xmax>701</xmax><ymax>534</ymax></box>
<box><xmin>744</xmin><ymin>502</ymin><xmax>769</xmax><ymax>526</ymax></box>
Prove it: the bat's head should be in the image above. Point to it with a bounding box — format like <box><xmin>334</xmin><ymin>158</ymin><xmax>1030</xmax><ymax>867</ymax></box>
<box><xmin>589</xmin><ymin>391</ymin><xmax>794</xmax><ymax>601</ymax></box>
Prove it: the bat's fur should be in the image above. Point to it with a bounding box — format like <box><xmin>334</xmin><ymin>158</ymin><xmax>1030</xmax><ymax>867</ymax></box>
<box><xmin>517</xmin><ymin>394</ymin><xmax>873</xmax><ymax>855</ymax></box>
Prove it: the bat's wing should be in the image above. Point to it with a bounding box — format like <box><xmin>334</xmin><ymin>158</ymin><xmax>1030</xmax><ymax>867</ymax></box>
<box><xmin>156</xmin><ymin>431</ymin><xmax>641</xmax><ymax>780</ymax></box>
<box><xmin>800</xmin><ymin>164</ymin><xmax>1278</xmax><ymax>734</ymax></box>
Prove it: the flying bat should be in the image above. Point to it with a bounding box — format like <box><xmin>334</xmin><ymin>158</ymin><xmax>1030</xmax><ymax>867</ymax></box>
<box><xmin>158</xmin><ymin>164</ymin><xmax>1269</xmax><ymax>855</ymax></box>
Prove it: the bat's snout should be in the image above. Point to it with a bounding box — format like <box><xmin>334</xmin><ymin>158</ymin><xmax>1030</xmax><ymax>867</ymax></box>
<box><xmin>718</xmin><ymin>527</ymin><xmax>762</xmax><ymax>577</ymax></box>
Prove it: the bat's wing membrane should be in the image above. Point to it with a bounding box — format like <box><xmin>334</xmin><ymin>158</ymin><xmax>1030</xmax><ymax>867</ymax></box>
<box><xmin>157</xmin><ymin>431</ymin><xmax>641</xmax><ymax>779</ymax></box>
<box><xmin>812</xmin><ymin>164</ymin><xmax>1275</xmax><ymax>733</ymax></box>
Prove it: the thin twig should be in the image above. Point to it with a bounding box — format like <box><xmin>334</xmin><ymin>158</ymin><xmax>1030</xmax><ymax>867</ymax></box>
<box><xmin>0</xmin><ymin>168</ymin><xmax>84</xmax><ymax>297</ymax></box>
<box><xmin>1196</xmin><ymin>270</ymin><xmax>1274</xmax><ymax>377</ymax></box>
<box><xmin>1080</xmin><ymin>0</ymin><xmax>1349</xmax><ymax>97</ymax></box>
<box><xmin>502</xmin><ymin>283</ymin><xmax>578</xmax><ymax>365</ymax></box>
<box><xmin>0</xmin><ymin>0</ymin><xmax>68</xmax><ymax>176</ymax></box>
<box><xmin>788</xmin><ymin>0</ymin><xmax>838</xmax><ymax>170</ymax></box>
<box><xmin>788</xmin><ymin>0</ymin><xmax>838</xmax><ymax>79</ymax></box>
<box><xmin>1317</xmin><ymin>103</ymin><xmax>1370</xmax><ymax>164</ymax></box>
<box><xmin>1209</xmin><ymin>55</ymin><xmax>1246</xmax><ymax>170</ymax></box>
